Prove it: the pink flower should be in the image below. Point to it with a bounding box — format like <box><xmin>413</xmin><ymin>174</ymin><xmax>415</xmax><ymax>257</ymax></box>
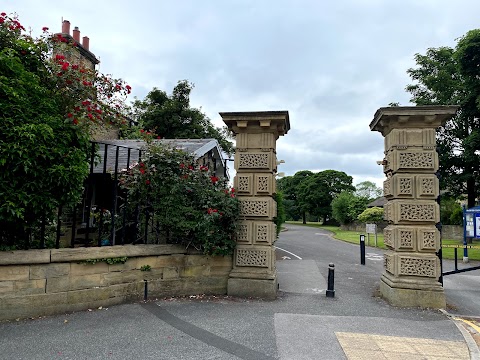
<box><xmin>42</xmin><ymin>26</ymin><xmax>49</xmax><ymax>32</ymax></box>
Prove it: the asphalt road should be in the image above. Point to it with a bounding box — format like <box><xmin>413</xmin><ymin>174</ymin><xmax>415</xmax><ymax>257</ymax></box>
<box><xmin>0</xmin><ymin>224</ymin><xmax>472</xmax><ymax>359</ymax></box>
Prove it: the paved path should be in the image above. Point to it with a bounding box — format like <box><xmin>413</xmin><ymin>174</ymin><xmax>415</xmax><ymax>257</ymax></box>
<box><xmin>0</xmin><ymin>224</ymin><xmax>478</xmax><ymax>359</ymax></box>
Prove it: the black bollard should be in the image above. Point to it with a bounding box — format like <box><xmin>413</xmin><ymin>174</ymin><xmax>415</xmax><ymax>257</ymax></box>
<box><xmin>326</xmin><ymin>263</ymin><xmax>335</xmax><ymax>298</ymax></box>
<box><xmin>360</xmin><ymin>234</ymin><xmax>366</xmax><ymax>265</ymax></box>
<box><xmin>144</xmin><ymin>279</ymin><xmax>148</xmax><ymax>302</ymax></box>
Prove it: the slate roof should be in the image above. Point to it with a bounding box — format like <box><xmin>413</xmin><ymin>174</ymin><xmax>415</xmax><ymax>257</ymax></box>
<box><xmin>367</xmin><ymin>196</ymin><xmax>387</xmax><ymax>208</ymax></box>
<box><xmin>92</xmin><ymin>139</ymin><xmax>226</xmax><ymax>174</ymax></box>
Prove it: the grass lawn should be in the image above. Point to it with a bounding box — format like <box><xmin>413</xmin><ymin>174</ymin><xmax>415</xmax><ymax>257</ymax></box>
<box><xmin>285</xmin><ymin>221</ymin><xmax>480</xmax><ymax>261</ymax></box>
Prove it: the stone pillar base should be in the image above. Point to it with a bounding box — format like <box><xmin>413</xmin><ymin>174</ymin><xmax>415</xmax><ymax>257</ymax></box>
<box><xmin>380</xmin><ymin>274</ymin><xmax>445</xmax><ymax>309</ymax></box>
<box><xmin>227</xmin><ymin>277</ymin><xmax>277</xmax><ymax>300</ymax></box>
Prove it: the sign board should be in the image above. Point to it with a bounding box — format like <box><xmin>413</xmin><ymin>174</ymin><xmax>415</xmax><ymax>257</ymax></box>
<box><xmin>366</xmin><ymin>224</ymin><xmax>376</xmax><ymax>234</ymax></box>
<box><xmin>476</xmin><ymin>215</ymin><xmax>480</xmax><ymax>239</ymax></box>
<box><xmin>466</xmin><ymin>213</ymin><xmax>475</xmax><ymax>237</ymax></box>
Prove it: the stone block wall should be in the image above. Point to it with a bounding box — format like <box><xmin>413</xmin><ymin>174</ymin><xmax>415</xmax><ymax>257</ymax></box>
<box><xmin>0</xmin><ymin>245</ymin><xmax>232</xmax><ymax>321</ymax></box>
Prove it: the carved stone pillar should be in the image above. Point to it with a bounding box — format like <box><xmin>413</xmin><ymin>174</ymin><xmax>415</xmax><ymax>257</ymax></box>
<box><xmin>370</xmin><ymin>106</ymin><xmax>457</xmax><ymax>308</ymax></box>
<box><xmin>220</xmin><ymin>111</ymin><xmax>290</xmax><ymax>299</ymax></box>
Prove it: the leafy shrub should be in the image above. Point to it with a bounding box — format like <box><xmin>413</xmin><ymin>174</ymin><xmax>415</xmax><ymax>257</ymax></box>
<box><xmin>357</xmin><ymin>207</ymin><xmax>384</xmax><ymax>223</ymax></box>
<box><xmin>274</xmin><ymin>191</ymin><xmax>286</xmax><ymax>237</ymax></box>
<box><xmin>331</xmin><ymin>191</ymin><xmax>369</xmax><ymax>225</ymax></box>
<box><xmin>0</xmin><ymin>13</ymin><xmax>130</xmax><ymax>248</ymax></box>
<box><xmin>120</xmin><ymin>143</ymin><xmax>239</xmax><ymax>255</ymax></box>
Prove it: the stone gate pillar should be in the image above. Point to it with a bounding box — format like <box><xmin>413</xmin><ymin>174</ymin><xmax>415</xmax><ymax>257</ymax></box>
<box><xmin>370</xmin><ymin>106</ymin><xmax>457</xmax><ymax>308</ymax></box>
<box><xmin>220</xmin><ymin>111</ymin><xmax>290</xmax><ymax>299</ymax></box>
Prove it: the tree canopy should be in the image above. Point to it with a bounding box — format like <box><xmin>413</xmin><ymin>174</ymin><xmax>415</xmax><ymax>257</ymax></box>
<box><xmin>132</xmin><ymin>80</ymin><xmax>234</xmax><ymax>156</ymax></box>
<box><xmin>298</xmin><ymin>170</ymin><xmax>355</xmax><ymax>223</ymax></box>
<box><xmin>354</xmin><ymin>181</ymin><xmax>382</xmax><ymax>201</ymax></box>
<box><xmin>405</xmin><ymin>29</ymin><xmax>480</xmax><ymax>207</ymax></box>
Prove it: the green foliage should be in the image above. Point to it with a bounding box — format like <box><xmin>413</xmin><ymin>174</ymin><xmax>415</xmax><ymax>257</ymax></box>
<box><xmin>133</xmin><ymin>80</ymin><xmax>234</xmax><ymax>156</ymax></box>
<box><xmin>354</xmin><ymin>181</ymin><xmax>382</xmax><ymax>201</ymax></box>
<box><xmin>140</xmin><ymin>265</ymin><xmax>151</xmax><ymax>271</ymax></box>
<box><xmin>297</xmin><ymin>170</ymin><xmax>355</xmax><ymax>224</ymax></box>
<box><xmin>120</xmin><ymin>143</ymin><xmax>239</xmax><ymax>255</ymax></box>
<box><xmin>405</xmin><ymin>29</ymin><xmax>480</xmax><ymax>207</ymax></box>
<box><xmin>277</xmin><ymin>171</ymin><xmax>314</xmax><ymax>223</ymax></box>
<box><xmin>331</xmin><ymin>191</ymin><xmax>369</xmax><ymax>225</ymax></box>
<box><xmin>0</xmin><ymin>14</ymin><xmax>130</xmax><ymax>249</ymax></box>
<box><xmin>357</xmin><ymin>207</ymin><xmax>384</xmax><ymax>223</ymax></box>
<box><xmin>440</xmin><ymin>197</ymin><xmax>463</xmax><ymax>225</ymax></box>
<box><xmin>274</xmin><ymin>191</ymin><xmax>286</xmax><ymax>237</ymax></box>
<box><xmin>81</xmin><ymin>257</ymin><xmax>128</xmax><ymax>265</ymax></box>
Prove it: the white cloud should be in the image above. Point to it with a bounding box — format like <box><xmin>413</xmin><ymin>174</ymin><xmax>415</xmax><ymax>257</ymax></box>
<box><xmin>4</xmin><ymin>0</ymin><xmax>480</xmax><ymax>186</ymax></box>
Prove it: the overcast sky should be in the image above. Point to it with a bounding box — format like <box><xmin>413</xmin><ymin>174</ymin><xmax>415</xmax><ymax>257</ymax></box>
<box><xmin>5</xmin><ymin>0</ymin><xmax>480</xmax><ymax>188</ymax></box>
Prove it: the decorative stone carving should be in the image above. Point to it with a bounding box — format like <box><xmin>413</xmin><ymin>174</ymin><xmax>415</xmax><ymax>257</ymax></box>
<box><xmin>416</xmin><ymin>175</ymin><xmax>437</xmax><ymax>198</ymax></box>
<box><xmin>255</xmin><ymin>174</ymin><xmax>271</xmax><ymax>194</ymax></box>
<box><xmin>399</xmin><ymin>257</ymin><xmax>436</xmax><ymax>278</ymax></box>
<box><xmin>384</xmin><ymin>253</ymin><xmax>394</xmax><ymax>275</ymax></box>
<box><xmin>385</xmin><ymin>129</ymin><xmax>436</xmax><ymax>151</ymax></box>
<box><xmin>398</xmin><ymin>151</ymin><xmax>434</xmax><ymax>169</ymax></box>
<box><xmin>370</xmin><ymin>106</ymin><xmax>458</xmax><ymax>308</ymax></box>
<box><xmin>240</xmin><ymin>199</ymin><xmax>268</xmax><ymax>217</ymax></box>
<box><xmin>399</xmin><ymin>203</ymin><xmax>436</xmax><ymax>222</ymax></box>
<box><xmin>236</xmin><ymin>133</ymin><xmax>276</xmax><ymax>150</ymax></box>
<box><xmin>238</xmin><ymin>153</ymin><xmax>270</xmax><ymax>170</ymax></box>
<box><xmin>418</xmin><ymin>228</ymin><xmax>438</xmax><ymax>251</ymax></box>
<box><xmin>239</xmin><ymin>197</ymin><xmax>275</xmax><ymax>218</ymax></box>
<box><xmin>236</xmin><ymin>222</ymin><xmax>251</xmax><ymax>244</ymax></box>
<box><xmin>236</xmin><ymin>174</ymin><xmax>252</xmax><ymax>194</ymax></box>
<box><xmin>384</xmin><ymin>227</ymin><xmax>393</xmax><ymax>248</ymax></box>
<box><xmin>384</xmin><ymin>178</ymin><xmax>392</xmax><ymax>198</ymax></box>
<box><xmin>253</xmin><ymin>222</ymin><xmax>276</xmax><ymax>244</ymax></box>
<box><xmin>236</xmin><ymin>248</ymin><xmax>268</xmax><ymax>267</ymax></box>
<box><xmin>399</xmin><ymin>229</ymin><xmax>414</xmax><ymax>249</ymax></box>
<box><xmin>383</xmin><ymin>202</ymin><xmax>393</xmax><ymax>223</ymax></box>
<box><xmin>398</xmin><ymin>177</ymin><xmax>413</xmax><ymax>196</ymax></box>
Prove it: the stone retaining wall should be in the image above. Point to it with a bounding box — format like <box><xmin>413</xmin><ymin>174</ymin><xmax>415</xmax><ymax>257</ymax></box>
<box><xmin>0</xmin><ymin>245</ymin><xmax>232</xmax><ymax>321</ymax></box>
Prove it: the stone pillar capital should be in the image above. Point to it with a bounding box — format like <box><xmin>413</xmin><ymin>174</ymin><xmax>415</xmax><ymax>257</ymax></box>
<box><xmin>369</xmin><ymin>106</ymin><xmax>458</xmax><ymax>136</ymax></box>
<box><xmin>220</xmin><ymin>111</ymin><xmax>290</xmax><ymax>137</ymax></box>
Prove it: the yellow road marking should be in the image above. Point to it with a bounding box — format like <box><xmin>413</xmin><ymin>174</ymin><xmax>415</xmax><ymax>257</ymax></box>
<box><xmin>454</xmin><ymin>317</ymin><xmax>480</xmax><ymax>333</ymax></box>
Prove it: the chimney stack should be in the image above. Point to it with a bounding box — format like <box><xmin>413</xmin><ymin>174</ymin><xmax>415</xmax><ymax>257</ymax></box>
<box><xmin>61</xmin><ymin>20</ymin><xmax>70</xmax><ymax>35</ymax></box>
<box><xmin>82</xmin><ymin>36</ymin><xmax>90</xmax><ymax>50</ymax></box>
<box><xmin>72</xmin><ymin>26</ymin><xmax>80</xmax><ymax>42</ymax></box>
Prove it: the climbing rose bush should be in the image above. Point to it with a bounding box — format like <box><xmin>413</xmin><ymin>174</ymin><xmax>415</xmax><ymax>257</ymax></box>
<box><xmin>120</xmin><ymin>143</ymin><xmax>239</xmax><ymax>255</ymax></box>
<box><xmin>0</xmin><ymin>13</ymin><xmax>131</xmax><ymax>248</ymax></box>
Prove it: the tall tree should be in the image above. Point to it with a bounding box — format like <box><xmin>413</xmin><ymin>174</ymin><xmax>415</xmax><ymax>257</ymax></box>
<box><xmin>405</xmin><ymin>29</ymin><xmax>480</xmax><ymax>207</ymax></box>
<box><xmin>297</xmin><ymin>170</ymin><xmax>355</xmax><ymax>224</ymax></box>
<box><xmin>133</xmin><ymin>80</ymin><xmax>234</xmax><ymax>156</ymax></box>
<box><xmin>354</xmin><ymin>181</ymin><xmax>382</xmax><ymax>201</ymax></box>
<box><xmin>277</xmin><ymin>171</ymin><xmax>313</xmax><ymax>224</ymax></box>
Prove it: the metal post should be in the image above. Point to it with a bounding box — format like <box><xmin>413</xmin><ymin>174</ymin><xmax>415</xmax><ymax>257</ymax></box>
<box><xmin>360</xmin><ymin>234</ymin><xmax>366</xmax><ymax>265</ymax></box>
<box><xmin>144</xmin><ymin>279</ymin><xmax>148</xmax><ymax>302</ymax></box>
<box><xmin>463</xmin><ymin>205</ymin><xmax>469</xmax><ymax>263</ymax></box>
<box><xmin>454</xmin><ymin>247</ymin><xmax>458</xmax><ymax>271</ymax></box>
<box><xmin>326</xmin><ymin>263</ymin><xmax>335</xmax><ymax>298</ymax></box>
